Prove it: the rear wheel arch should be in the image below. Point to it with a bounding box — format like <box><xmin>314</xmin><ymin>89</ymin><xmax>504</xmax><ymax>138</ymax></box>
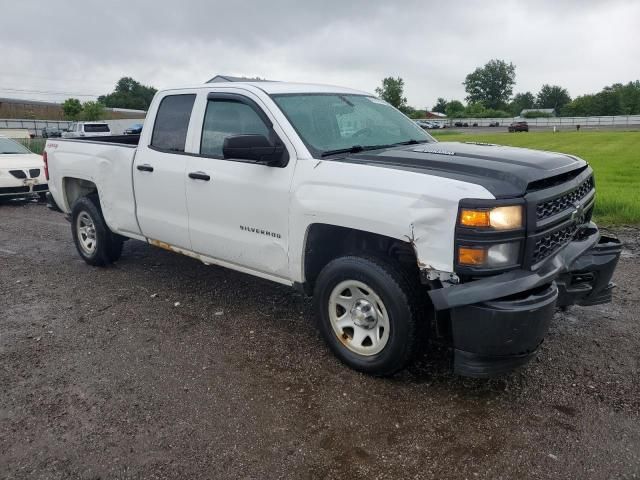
<box><xmin>62</xmin><ymin>177</ymin><xmax>98</xmax><ymax>212</ymax></box>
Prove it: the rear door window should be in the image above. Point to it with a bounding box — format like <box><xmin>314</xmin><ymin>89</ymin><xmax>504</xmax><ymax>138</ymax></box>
<box><xmin>151</xmin><ymin>94</ymin><xmax>196</xmax><ymax>152</ymax></box>
<box><xmin>84</xmin><ymin>124</ymin><xmax>110</xmax><ymax>133</ymax></box>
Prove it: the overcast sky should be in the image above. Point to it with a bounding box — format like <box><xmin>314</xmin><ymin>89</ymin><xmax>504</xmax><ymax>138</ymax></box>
<box><xmin>2</xmin><ymin>0</ymin><xmax>639</xmax><ymax>108</ymax></box>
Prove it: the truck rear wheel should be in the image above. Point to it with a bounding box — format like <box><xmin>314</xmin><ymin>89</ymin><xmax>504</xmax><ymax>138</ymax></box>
<box><xmin>313</xmin><ymin>255</ymin><xmax>420</xmax><ymax>376</ymax></box>
<box><xmin>71</xmin><ymin>195</ymin><xmax>123</xmax><ymax>266</ymax></box>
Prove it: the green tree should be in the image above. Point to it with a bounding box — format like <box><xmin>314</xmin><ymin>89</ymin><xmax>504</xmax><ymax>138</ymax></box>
<box><xmin>62</xmin><ymin>98</ymin><xmax>83</xmax><ymax>120</ymax></box>
<box><xmin>463</xmin><ymin>103</ymin><xmax>510</xmax><ymax>118</ymax></box>
<box><xmin>98</xmin><ymin>77</ymin><xmax>157</xmax><ymax>110</ymax></box>
<box><xmin>595</xmin><ymin>88</ymin><xmax>623</xmax><ymax>116</ymax></box>
<box><xmin>522</xmin><ymin>110</ymin><xmax>553</xmax><ymax>118</ymax></box>
<box><xmin>432</xmin><ymin>97</ymin><xmax>448</xmax><ymax>114</ymax></box>
<box><xmin>81</xmin><ymin>101</ymin><xmax>106</xmax><ymax>120</ymax></box>
<box><xmin>464</xmin><ymin>102</ymin><xmax>487</xmax><ymax>117</ymax></box>
<box><xmin>562</xmin><ymin>81</ymin><xmax>639</xmax><ymax>116</ymax></box>
<box><xmin>445</xmin><ymin>100</ymin><xmax>465</xmax><ymax>118</ymax></box>
<box><xmin>536</xmin><ymin>84</ymin><xmax>571</xmax><ymax>111</ymax></box>
<box><xmin>509</xmin><ymin>92</ymin><xmax>536</xmax><ymax>115</ymax></box>
<box><xmin>463</xmin><ymin>59</ymin><xmax>516</xmax><ymax>110</ymax></box>
<box><xmin>375</xmin><ymin>77</ymin><xmax>408</xmax><ymax>112</ymax></box>
<box><xmin>608</xmin><ymin>81</ymin><xmax>640</xmax><ymax>114</ymax></box>
<box><xmin>562</xmin><ymin>94</ymin><xmax>598</xmax><ymax>116</ymax></box>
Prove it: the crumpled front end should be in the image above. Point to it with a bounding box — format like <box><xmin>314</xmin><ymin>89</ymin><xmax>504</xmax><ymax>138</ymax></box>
<box><xmin>424</xmin><ymin>165</ymin><xmax>622</xmax><ymax>378</ymax></box>
<box><xmin>433</xmin><ymin>228</ymin><xmax>621</xmax><ymax>377</ymax></box>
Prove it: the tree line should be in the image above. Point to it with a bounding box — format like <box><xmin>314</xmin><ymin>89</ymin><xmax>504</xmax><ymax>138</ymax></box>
<box><xmin>62</xmin><ymin>77</ymin><xmax>157</xmax><ymax>120</ymax></box>
<box><xmin>376</xmin><ymin>60</ymin><xmax>640</xmax><ymax>118</ymax></box>
<box><xmin>63</xmin><ymin>66</ymin><xmax>640</xmax><ymax>121</ymax></box>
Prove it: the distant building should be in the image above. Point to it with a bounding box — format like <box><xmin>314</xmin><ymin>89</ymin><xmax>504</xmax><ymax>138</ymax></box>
<box><xmin>0</xmin><ymin>97</ymin><xmax>146</xmax><ymax>120</ymax></box>
<box><xmin>424</xmin><ymin>111</ymin><xmax>447</xmax><ymax>119</ymax></box>
<box><xmin>206</xmin><ymin>74</ymin><xmax>271</xmax><ymax>83</ymax></box>
<box><xmin>520</xmin><ymin>108</ymin><xmax>557</xmax><ymax>117</ymax></box>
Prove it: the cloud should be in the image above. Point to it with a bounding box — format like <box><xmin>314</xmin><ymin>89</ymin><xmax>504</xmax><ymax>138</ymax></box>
<box><xmin>1</xmin><ymin>0</ymin><xmax>639</xmax><ymax>108</ymax></box>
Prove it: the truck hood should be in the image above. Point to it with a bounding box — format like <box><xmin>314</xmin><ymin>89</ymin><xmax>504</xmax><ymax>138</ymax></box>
<box><xmin>339</xmin><ymin>141</ymin><xmax>587</xmax><ymax>198</ymax></box>
<box><xmin>0</xmin><ymin>153</ymin><xmax>44</xmax><ymax>170</ymax></box>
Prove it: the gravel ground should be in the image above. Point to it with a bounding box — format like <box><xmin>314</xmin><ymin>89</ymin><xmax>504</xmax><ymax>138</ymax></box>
<box><xmin>1</xmin><ymin>202</ymin><xmax>639</xmax><ymax>480</ymax></box>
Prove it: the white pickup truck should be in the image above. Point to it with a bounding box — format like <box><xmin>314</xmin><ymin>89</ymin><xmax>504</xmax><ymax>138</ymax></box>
<box><xmin>44</xmin><ymin>80</ymin><xmax>621</xmax><ymax>377</ymax></box>
<box><xmin>62</xmin><ymin>122</ymin><xmax>111</xmax><ymax>138</ymax></box>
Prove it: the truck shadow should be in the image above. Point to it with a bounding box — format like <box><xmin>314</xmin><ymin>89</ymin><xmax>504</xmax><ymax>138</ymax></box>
<box><xmin>113</xmin><ymin>238</ymin><xmax>522</xmax><ymax>397</ymax></box>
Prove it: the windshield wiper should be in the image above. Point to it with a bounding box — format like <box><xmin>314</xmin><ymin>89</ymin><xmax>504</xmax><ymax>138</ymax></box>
<box><xmin>320</xmin><ymin>145</ymin><xmax>365</xmax><ymax>157</ymax></box>
<box><xmin>390</xmin><ymin>139</ymin><xmax>430</xmax><ymax>146</ymax></box>
<box><xmin>320</xmin><ymin>139</ymin><xmax>431</xmax><ymax>158</ymax></box>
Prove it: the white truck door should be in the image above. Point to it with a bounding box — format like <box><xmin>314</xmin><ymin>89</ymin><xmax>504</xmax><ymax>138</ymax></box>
<box><xmin>185</xmin><ymin>91</ymin><xmax>295</xmax><ymax>280</ymax></box>
<box><xmin>133</xmin><ymin>93</ymin><xmax>196</xmax><ymax>250</ymax></box>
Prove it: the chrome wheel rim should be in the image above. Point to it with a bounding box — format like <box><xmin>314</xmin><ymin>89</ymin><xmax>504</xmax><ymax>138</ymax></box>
<box><xmin>328</xmin><ymin>280</ymin><xmax>390</xmax><ymax>356</ymax></box>
<box><xmin>76</xmin><ymin>212</ymin><xmax>97</xmax><ymax>255</ymax></box>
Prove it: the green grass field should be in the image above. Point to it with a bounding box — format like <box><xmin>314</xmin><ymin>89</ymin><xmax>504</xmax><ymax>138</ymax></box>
<box><xmin>432</xmin><ymin>130</ymin><xmax>640</xmax><ymax>225</ymax></box>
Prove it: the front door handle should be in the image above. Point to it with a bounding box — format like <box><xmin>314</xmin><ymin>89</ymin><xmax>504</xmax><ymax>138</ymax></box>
<box><xmin>188</xmin><ymin>171</ymin><xmax>211</xmax><ymax>181</ymax></box>
<box><xmin>137</xmin><ymin>164</ymin><xmax>154</xmax><ymax>172</ymax></box>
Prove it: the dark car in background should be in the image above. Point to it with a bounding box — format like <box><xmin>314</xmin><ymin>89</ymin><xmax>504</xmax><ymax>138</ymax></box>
<box><xmin>508</xmin><ymin>121</ymin><xmax>529</xmax><ymax>132</ymax></box>
<box><xmin>41</xmin><ymin>127</ymin><xmax>62</xmax><ymax>138</ymax></box>
<box><xmin>124</xmin><ymin>123</ymin><xmax>143</xmax><ymax>135</ymax></box>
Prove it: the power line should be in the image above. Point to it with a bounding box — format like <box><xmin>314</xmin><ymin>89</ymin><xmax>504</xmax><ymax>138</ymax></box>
<box><xmin>0</xmin><ymin>72</ymin><xmax>115</xmax><ymax>87</ymax></box>
<box><xmin>0</xmin><ymin>87</ymin><xmax>101</xmax><ymax>97</ymax></box>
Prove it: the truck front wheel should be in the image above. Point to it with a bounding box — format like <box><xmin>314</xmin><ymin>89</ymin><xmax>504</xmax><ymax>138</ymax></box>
<box><xmin>313</xmin><ymin>256</ymin><xmax>420</xmax><ymax>376</ymax></box>
<box><xmin>71</xmin><ymin>195</ymin><xmax>123</xmax><ymax>266</ymax></box>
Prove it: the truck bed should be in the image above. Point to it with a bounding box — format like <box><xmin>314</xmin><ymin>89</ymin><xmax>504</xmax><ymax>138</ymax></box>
<box><xmin>59</xmin><ymin>134</ymin><xmax>140</xmax><ymax>146</ymax></box>
<box><xmin>46</xmin><ymin>134</ymin><xmax>142</xmax><ymax>238</ymax></box>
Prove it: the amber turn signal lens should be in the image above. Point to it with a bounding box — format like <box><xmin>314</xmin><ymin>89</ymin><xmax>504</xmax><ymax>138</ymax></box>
<box><xmin>460</xmin><ymin>209</ymin><xmax>490</xmax><ymax>228</ymax></box>
<box><xmin>458</xmin><ymin>246</ymin><xmax>488</xmax><ymax>265</ymax></box>
<box><xmin>459</xmin><ymin>205</ymin><xmax>523</xmax><ymax>230</ymax></box>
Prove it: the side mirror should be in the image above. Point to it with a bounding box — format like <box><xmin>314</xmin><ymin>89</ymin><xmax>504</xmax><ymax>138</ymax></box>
<box><xmin>222</xmin><ymin>134</ymin><xmax>288</xmax><ymax>167</ymax></box>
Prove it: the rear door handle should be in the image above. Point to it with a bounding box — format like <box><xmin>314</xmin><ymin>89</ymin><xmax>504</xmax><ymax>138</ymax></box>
<box><xmin>188</xmin><ymin>171</ymin><xmax>211</xmax><ymax>181</ymax></box>
<box><xmin>137</xmin><ymin>164</ymin><xmax>154</xmax><ymax>172</ymax></box>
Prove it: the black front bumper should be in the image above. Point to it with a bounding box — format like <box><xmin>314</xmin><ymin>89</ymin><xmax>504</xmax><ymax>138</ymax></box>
<box><xmin>429</xmin><ymin>226</ymin><xmax>622</xmax><ymax>378</ymax></box>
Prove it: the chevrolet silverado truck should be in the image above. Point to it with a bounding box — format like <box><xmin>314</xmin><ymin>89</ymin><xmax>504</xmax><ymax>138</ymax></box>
<box><xmin>44</xmin><ymin>80</ymin><xmax>621</xmax><ymax>377</ymax></box>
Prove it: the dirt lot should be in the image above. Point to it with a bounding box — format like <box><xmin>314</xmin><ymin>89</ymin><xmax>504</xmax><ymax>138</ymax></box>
<box><xmin>1</xmin><ymin>202</ymin><xmax>639</xmax><ymax>479</ymax></box>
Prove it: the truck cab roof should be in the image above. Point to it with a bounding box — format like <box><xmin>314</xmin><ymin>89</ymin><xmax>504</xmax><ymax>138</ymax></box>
<box><xmin>161</xmin><ymin>81</ymin><xmax>372</xmax><ymax>97</ymax></box>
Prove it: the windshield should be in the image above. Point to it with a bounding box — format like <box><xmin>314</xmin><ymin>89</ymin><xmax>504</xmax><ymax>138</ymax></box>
<box><xmin>271</xmin><ymin>93</ymin><xmax>435</xmax><ymax>156</ymax></box>
<box><xmin>0</xmin><ymin>137</ymin><xmax>31</xmax><ymax>154</ymax></box>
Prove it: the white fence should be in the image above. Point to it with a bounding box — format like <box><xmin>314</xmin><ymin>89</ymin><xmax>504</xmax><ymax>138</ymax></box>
<box><xmin>0</xmin><ymin>118</ymin><xmax>145</xmax><ymax>136</ymax></box>
<box><xmin>443</xmin><ymin>115</ymin><xmax>640</xmax><ymax>127</ymax></box>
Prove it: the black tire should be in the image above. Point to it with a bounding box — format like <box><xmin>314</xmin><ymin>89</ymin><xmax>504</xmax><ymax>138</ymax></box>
<box><xmin>71</xmin><ymin>195</ymin><xmax>123</xmax><ymax>266</ymax></box>
<box><xmin>313</xmin><ymin>255</ymin><xmax>421</xmax><ymax>376</ymax></box>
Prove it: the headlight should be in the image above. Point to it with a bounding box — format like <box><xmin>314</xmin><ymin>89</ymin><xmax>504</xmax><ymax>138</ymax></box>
<box><xmin>459</xmin><ymin>205</ymin><xmax>523</xmax><ymax>230</ymax></box>
<box><xmin>458</xmin><ymin>242</ymin><xmax>520</xmax><ymax>268</ymax></box>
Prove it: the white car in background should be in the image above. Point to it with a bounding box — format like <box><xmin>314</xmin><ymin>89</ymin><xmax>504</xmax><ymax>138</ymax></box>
<box><xmin>62</xmin><ymin>122</ymin><xmax>111</xmax><ymax>138</ymax></box>
<box><xmin>0</xmin><ymin>136</ymin><xmax>48</xmax><ymax>201</ymax></box>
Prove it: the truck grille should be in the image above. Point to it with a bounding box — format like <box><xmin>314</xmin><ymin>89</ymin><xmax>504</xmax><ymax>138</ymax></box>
<box><xmin>533</xmin><ymin>222</ymin><xmax>580</xmax><ymax>263</ymax></box>
<box><xmin>536</xmin><ymin>176</ymin><xmax>593</xmax><ymax>221</ymax></box>
<box><xmin>0</xmin><ymin>186</ymin><xmax>30</xmax><ymax>194</ymax></box>
<box><xmin>9</xmin><ymin>170</ymin><xmax>27</xmax><ymax>179</ymax></box>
